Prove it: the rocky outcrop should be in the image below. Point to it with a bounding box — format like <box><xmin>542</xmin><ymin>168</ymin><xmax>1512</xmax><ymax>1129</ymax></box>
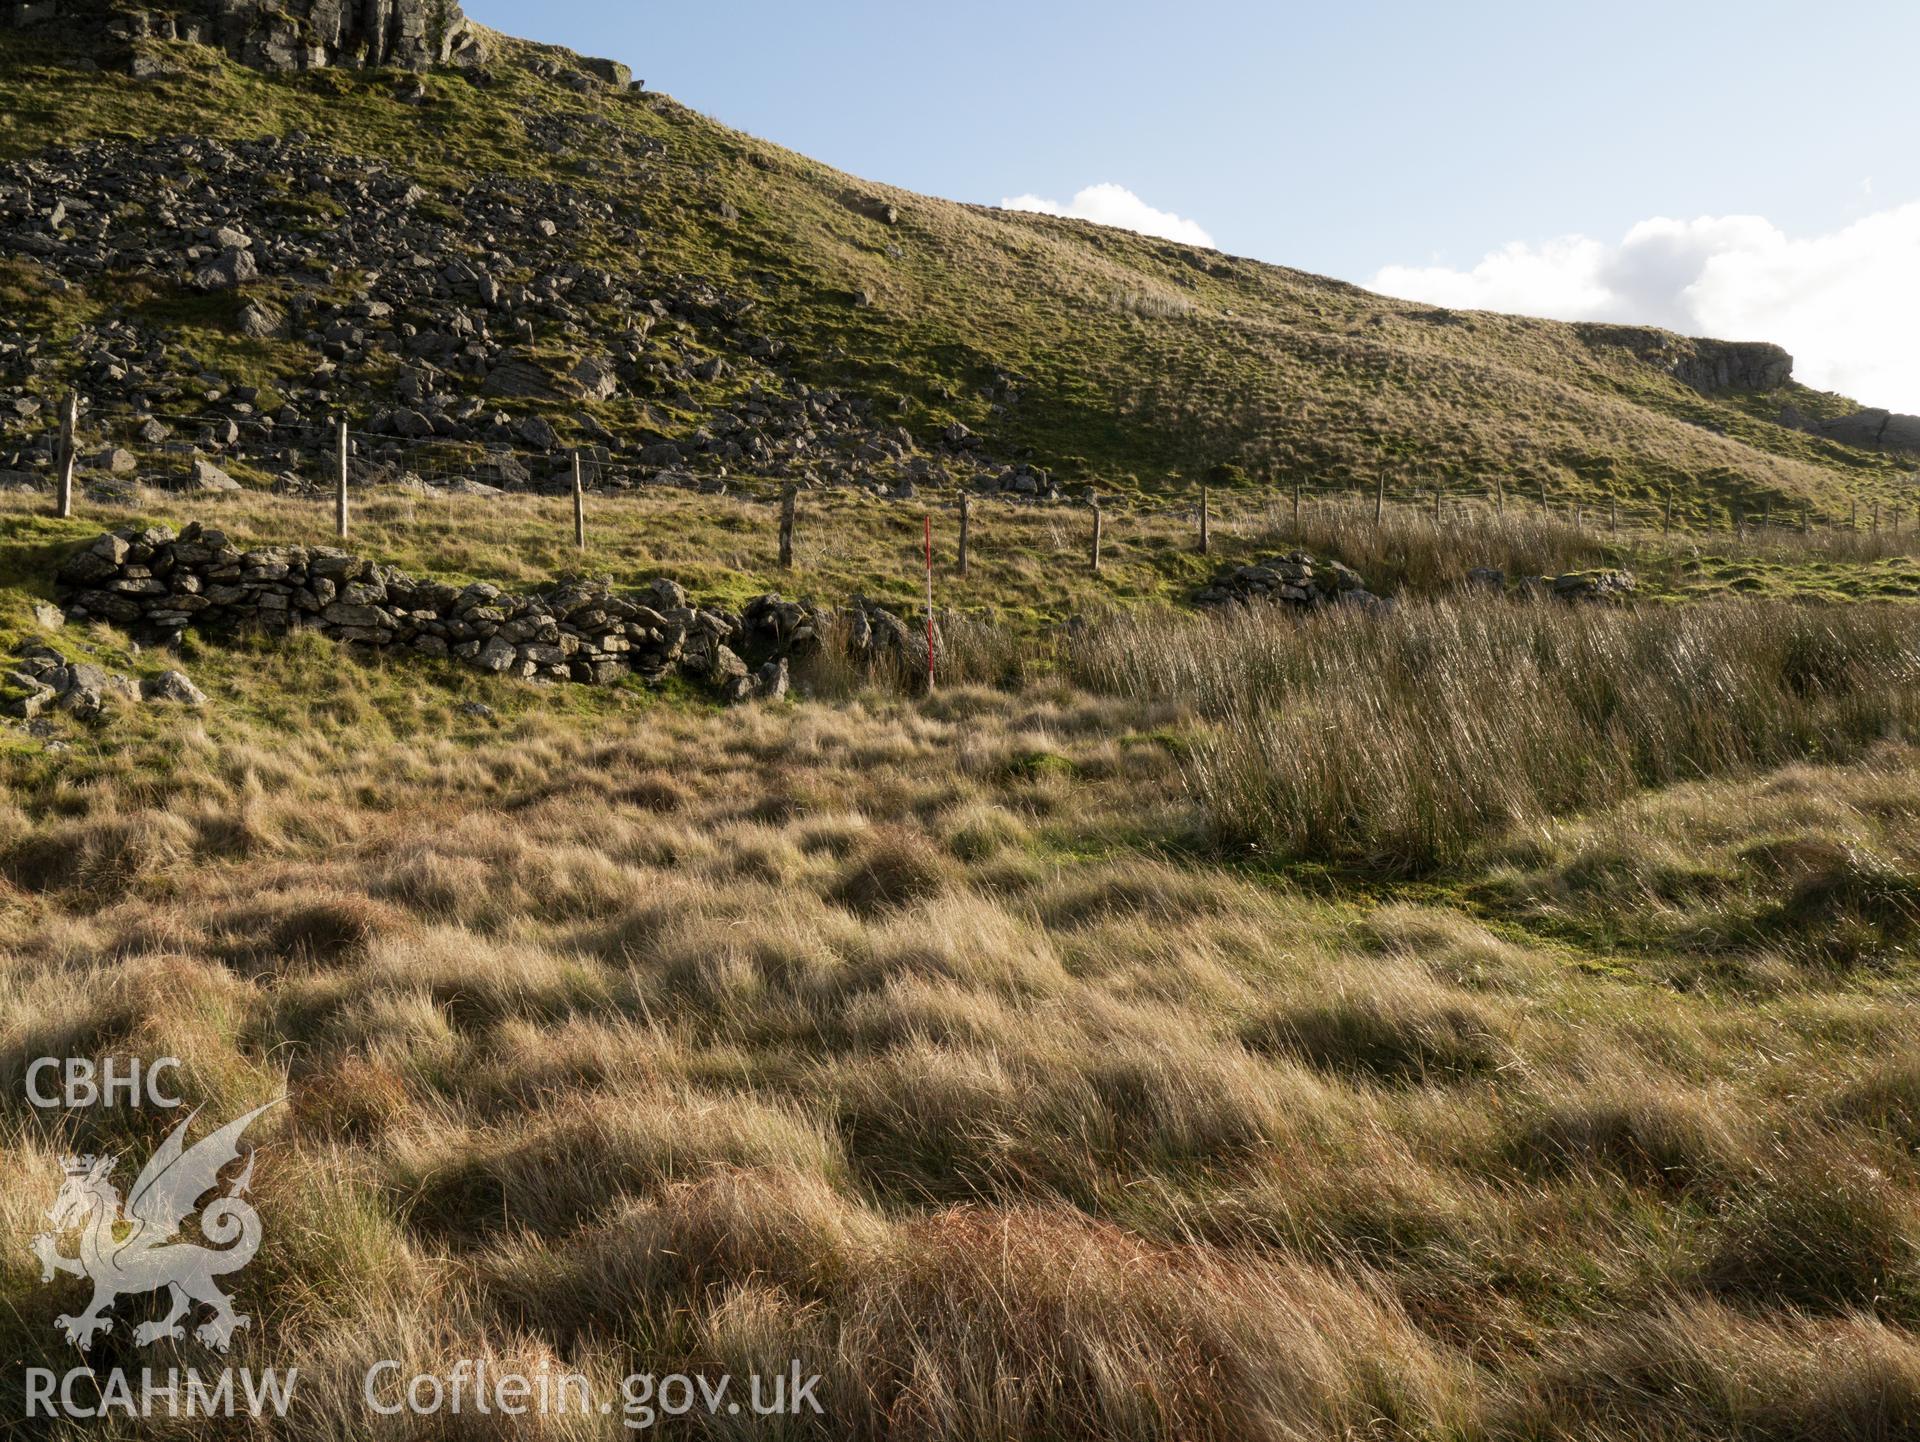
<box><xmin>1780</xmin><ymin>405</ymin><xmax>1920</xmax><ymax>458</ymax></box>
<box><xmin>1576</xmin><ymin>325</ymin><xmax>1794</xmax><ymax>396</ymax></box>
<box><xmin>7</xmin><ymin>0</ymin><xmax>485</xmax><ymax>72</ymax></box>
<box><xmin>1670</xmin><ymin>340</ymin><xmax>1794</xmax><ymax>396</ymax></box>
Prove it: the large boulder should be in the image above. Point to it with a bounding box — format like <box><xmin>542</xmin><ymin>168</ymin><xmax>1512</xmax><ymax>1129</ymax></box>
<box><xmin>186</xmin><ymin>457</ymin><xmax>242</xmax><ymax>492</ymax></box>
<box><xmin>191</xmin><ymin>246</ymin><xmax>258</xmax><ymax>292</ymax></box>
<box><xmin>141</xmin><ymin>670</ymin><xmax>208</xmax><ymax>707</ymax></box>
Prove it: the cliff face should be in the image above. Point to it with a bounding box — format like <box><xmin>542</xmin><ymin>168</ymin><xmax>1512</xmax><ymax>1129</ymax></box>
<box><xmin>6</xmin><ymin>0</ymin><xmax>483</xmax><ymax>71</ymax></box>
<box><xmin>1669</xmin><ymin>340</ymin><xmax>1795</xmax><ymax>397</ymax></box>
<box><xmin>1783</xmin><ymin>406</ymin><xmax>1920</xmax><ymax>458</ymax></box>
<box><xmin>1575</xmin><ymin>323</ymin><xmax>1795</xmax><ymax>397</ymax></box>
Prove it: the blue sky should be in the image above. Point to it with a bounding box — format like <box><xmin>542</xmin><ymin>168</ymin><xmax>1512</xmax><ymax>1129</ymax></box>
<box><xmin>464</xmin><ymin>0</ymin><xmax>1920</xmax><ymax>410</ymax></box>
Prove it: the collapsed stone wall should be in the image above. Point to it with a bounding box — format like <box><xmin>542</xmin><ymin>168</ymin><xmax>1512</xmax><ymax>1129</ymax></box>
<box><xmin>1194</xmin><ymin>552</ymin><xmax>1379</xmax><ymax>609</ymax></box>
<box><xmin>1194</xmin><ymin>552</ymin><xmax>1637</xmax><ymax>609</ymax></box>
<box><xmin>55</xmin><ymin>526</ymin><xmax>940</xmax><ymax>705</ymax></box>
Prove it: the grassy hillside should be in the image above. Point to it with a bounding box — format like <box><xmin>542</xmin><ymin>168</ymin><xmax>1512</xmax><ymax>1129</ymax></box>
<box><xmin>0</xmin><ymin>24</ymin><xmax>1913</xmax><ymax>525</ymax></box>
<box><xmin>3</xmin><ymin>18</ymin><xmax>1919</xmax><ymax>1441</ymax></box>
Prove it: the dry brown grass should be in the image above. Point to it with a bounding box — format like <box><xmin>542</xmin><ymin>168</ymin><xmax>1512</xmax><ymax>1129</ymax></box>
<box><xmin>1077</xmin><ymin>595</ymin><xmax>1920</xmax><ymax>871</ymax></box>
<box><xmin>0</xmin><ymin>610</ymin><xmax>1916</xmax><ymax>1437</ymax></box>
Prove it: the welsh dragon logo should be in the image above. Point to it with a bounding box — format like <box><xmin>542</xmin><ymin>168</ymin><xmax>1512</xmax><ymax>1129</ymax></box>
<box><xmin>30</xmin><ymin>1101</ymin><xmax>281</xmax><ymax>1353</ymax></box>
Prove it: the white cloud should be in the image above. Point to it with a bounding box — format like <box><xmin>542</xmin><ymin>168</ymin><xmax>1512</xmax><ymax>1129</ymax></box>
<box><xmin>1001</xmin><ymin>183</ymin><xmax>1215</xmax><ymax>249</ymax></box>
<box><xmin>1371</xmin><ymin>204</ymin><xmax>1920</xmax><ymax>413</ymax></box>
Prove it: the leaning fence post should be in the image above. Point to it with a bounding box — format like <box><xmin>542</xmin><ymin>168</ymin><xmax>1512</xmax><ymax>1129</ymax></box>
<box><xmin>334</xmin><ymin>417</ymin><xmax>349</xmax><ymax>540</ymax></box>
<box><xmin>1432</xmin><ymin>483</ymin><xmax>1442</xmax><ymax>524</ymax></box>
<box><xmin>55</xmin><ymin>391</ymin><xmax>78</xmax><ymax>520</ymax></box>
<box><xmin>779</xmin><ymin>484</ymin><xmax>796</xmax><ymax>568</ymax></box>
<box><xmin>1090</xmin><ymin>497</ymin><xmax>1104</xmax><ymax>573</ymax></box>
<box><xmin>1495</xmin><ymin>478</ymin><xmax>1505</xmax><ymax>518</ymax></box>
<box><xmin>957</xmin><ymin>492</ymin><xmax>971</xmax><ymax>578</ymax></box>
<box><xmin>1199</xmin><ymin>485</ymin><xmax>1211</xmax><ymax>555</ymax></box>
<box><xmin>571</xmin><ymin>450</ymin><xmax>587</xmax><ymax>551</ymax></box>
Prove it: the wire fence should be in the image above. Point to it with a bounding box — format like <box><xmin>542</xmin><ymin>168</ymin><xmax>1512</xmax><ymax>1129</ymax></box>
<box><xmin>13</xmin><ymin>394</ymin><xmax>1920</xmax><ymax>570</ymax></box>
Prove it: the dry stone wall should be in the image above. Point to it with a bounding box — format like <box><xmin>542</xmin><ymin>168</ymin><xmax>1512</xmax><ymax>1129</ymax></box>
<box><xmin>55</xmin><ymin>526</ymin><xmax>940</xmax><ymax>703</ymax></box>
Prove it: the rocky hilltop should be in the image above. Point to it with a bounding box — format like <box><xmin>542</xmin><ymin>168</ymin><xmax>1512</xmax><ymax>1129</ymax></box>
<box><xmin>6</xmin><ymin>0</ymin><xmax>487</xmax><ymax>71</ymax></box>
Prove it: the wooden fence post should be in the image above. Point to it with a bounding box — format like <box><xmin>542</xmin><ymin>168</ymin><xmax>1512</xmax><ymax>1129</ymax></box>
<box><xmin>1495</xmin><ymin>478</ymin><xmax>1505</xmax><ymax>518</ymax></box>
<box><xmin>571</xmin><ymin>450</ymin><xmax>586</xmax><ymax>550</ymax></box>
<box><xmin>1373</xmin><ymin>473</ymin><xmax>1385</xmax><ymax>529</ymax></box>
<box><xmin>1540</xmin><ymin>479</ymin><xmax>1549</xmax><ymax>514</ymax></box>
<box><xmin>1664</xmin><ymin>486</ymin><xmax>1674</xmax><ymax>535</ymax></box>
<box><xmin>1090</xmin><ymin>498</ymin><xmax>1104</xmax><ymax>573</ymax></box>
<box><xmin>1292</xmin><ymin>478</ymin><xmax>1302</xmax><ymax>532</ymax></box>
<box><xmin>779</xmin><ymin>485</ymin><xmax>796</xmax><ymax>569</ymax></box>
<box><xmin>55</xmin><ymin>391</ymin><xmax>77</xmax><ymax>520</ymax></box>
<box><xmin>1609</xmin><ymin>495</ymin><xmax>1618</xmax><ymax>533</ymax></box>
<box><xmin>1873</xmin><ymin>501</ymin><xmax>1881</xmax><ymax>534</ymax></box>
<box><xmin>957</xmin><ymin>492</ymin><xmax>971</xmax><ymax>578</ymax></box>
<box><xmin>334</xmin><ymin>417</ymin><xmax>349</xmax><ymax>540</ymax></box>
<box><xmin>1802</xmin><ymin>503</ymin><xmax>1811</xmax><ymax>536</ymax></box>
<box><xmin>1199</xmin><ymin>485</ymin><xmax>1211</xmax><ymax>555</ymax></box>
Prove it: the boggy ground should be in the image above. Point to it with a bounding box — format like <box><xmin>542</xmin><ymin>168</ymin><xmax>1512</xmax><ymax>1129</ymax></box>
<box><xmin>1</xmin><ymin>570</ymin><xmax>1918</xmax><ymax>1437</ymax></box>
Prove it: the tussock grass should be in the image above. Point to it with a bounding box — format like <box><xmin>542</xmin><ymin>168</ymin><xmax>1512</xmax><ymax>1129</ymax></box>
<box><xmin>0</xmin><ymin>579</ymin><xmax>1916</xmax><ymax>1436</ymax></box>
<box><xmin>1244</xmin><ymin>984</ymin><xmax>1513</xmax><ymax>1086</ymax></box>
<box><xmin>1079</xmin><ymin>597</ymin><xmax>1920</xmax><ymax>870</ymax></box>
